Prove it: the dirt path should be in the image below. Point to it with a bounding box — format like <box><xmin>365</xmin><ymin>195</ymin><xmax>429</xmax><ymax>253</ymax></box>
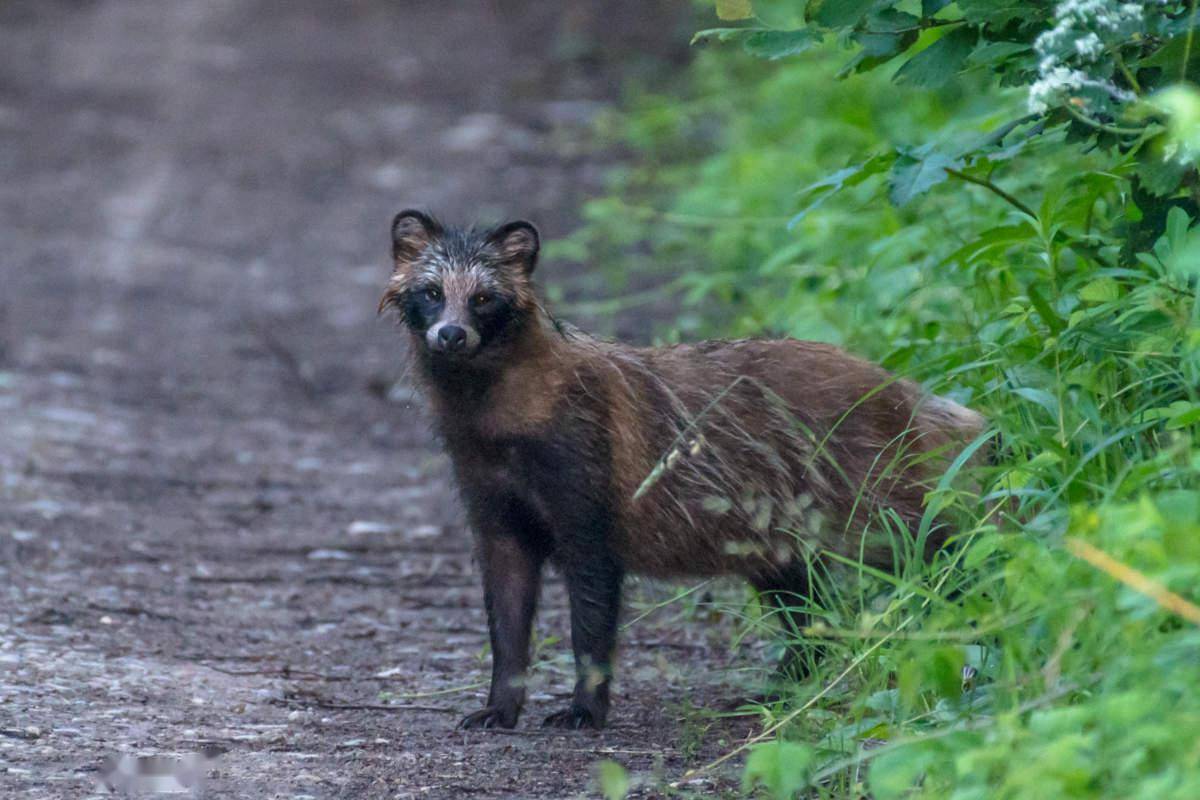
<box><xmin>0</xmin><ymin>2</ymin><xmax>759</xmax><ymax>797</ymax></box>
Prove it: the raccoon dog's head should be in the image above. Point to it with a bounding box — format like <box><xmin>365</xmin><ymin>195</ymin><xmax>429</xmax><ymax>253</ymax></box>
<box><xmin>380</xmin><ymin>210</ymin><xmax>539</xmax><ymax>365</ymax></box>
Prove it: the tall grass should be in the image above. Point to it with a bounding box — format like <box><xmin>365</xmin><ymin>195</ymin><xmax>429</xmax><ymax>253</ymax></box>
<box><xmin>570</xmin><ymin>21</ymin><xmax>1200</xmax><ymax>800</ymax></box>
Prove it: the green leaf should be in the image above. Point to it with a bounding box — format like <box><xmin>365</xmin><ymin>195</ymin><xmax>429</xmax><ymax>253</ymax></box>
<box><xmin>1158</xmin><ymin>207</ymin><xmax>1200</xmax><ymax>277</ymax></box>
<box><xmin>963</xmin><ymin>534</ymin><xmax>1002</xmax><ymax>569</ymax></box>
<box><xmin>955</xmin><ymin>0</ymin><xmax>1029</xmax><ymax>26</ymax></box>
<box><xmin>866</xmin><ymin>8</ymin><xmax>920</xmax><ymax>32</ymax></box>
<box><xmin>1147</xmin><ymin>402</ymin><xmax>1200</xmax><ymax>430</ymax></box>
<box><xmin>1012</xmin><ymin>386</ymin><xmax>1059</xmax><ymax>418</ymax></box>
<box><xmin>852</xmin><ymin>11</ymin><xmax>920</xmax><ymax>62</ymax></box>
<box><xmin>808</xmin><ymin>0</ymin><xmax>876</xmax><ymax>29</ymax></box>
<box><xmin>691</xmin><ymin>27</ymin><xmax>821</xmax><ymax>59</ymax></box>
<box><xmin>895</xmin><ymin>27</ymin><xmax>976</xmax><ymax>88</ymax></box>
<box><xmin>742</xmin><ymin>741</ymin><xmax>815</xmax><ymax>800</ymax></box>
<box><xmin>922</xmin><ymin>0</ymin><xmax>952</xmax><ymax>15</ymax></box>
<box><xmin>1136</xmin><ymin>154</ymin><xmax>1188</xmax><ymax>197</ymax></box>
<box><xmin>743</xmin><ymin>28</ymin><xmax>822</xmax><ymax>59</ymax></box>
<box><xmin>966</xmin><ymin>40</ymin><xmax>1033</xmax><ymax>68</ymax></box>
<box><xmin>1028</xmin><ymin>283</ymin><xmax>1066</xmax><ymax>334</ymax></box>
<box><xmin>1166</xmin><ymin>205</ymin><xmax>1191</xmax><ymax>248</ymax></box>
<box><xmin>941</xmin><ymin>222</ymin><xmax>1038</xmax><ymax>267</ymax></box>
<box><xmin>715</xmin><ymin>0</ymin><xmax>753</xmax><ymax>20</ymax></box>
<box><xmin>888</xmin><ymin>146</ymin><xmax>961</xmax><ymax>206</ymax></box>
<box><xmin>596</xmin><ymin>760</ymin><xmax>630</xmax><ymax>800</ymax></box>
<box><xmin>928</xmin><ymin>645</ymin><xmax>966</xmax><ymax>698</ymax></box>
<box><xmin>870</xmin><ymin>742</ymin><xmax>941</xmax><ymax>800</ymax></box>
<box><xmin>1167</xmin><ymin>407</ymin><xmax>1200</xmax><ymax>430</ymax></box>
<box><xmin>790</xmin><ymin>152</ymin><xmax>895</xmax><ymax>226</ymax></box>
<box><xmin>1079</xmin><ymin>277</ymin><xmax>1120</xmax><ymax>304</ymax></box>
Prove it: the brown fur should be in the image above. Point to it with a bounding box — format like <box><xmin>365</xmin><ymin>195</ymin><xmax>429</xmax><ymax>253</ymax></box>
<box><xmin>424</xmin><ymin>314</ymin><xmax>984</xmax><ymax>577</ymax></box>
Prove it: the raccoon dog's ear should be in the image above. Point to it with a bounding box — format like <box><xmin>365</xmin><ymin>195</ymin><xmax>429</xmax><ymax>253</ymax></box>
<box><xmin>391</xmin><ymin>210</ymin><xmax>442</xmax><ymax>263</ymax></box>
<box><xmin>487</xmin><ymin>220</ymin><xmax>540</xmax><ymax>275</ymax></box>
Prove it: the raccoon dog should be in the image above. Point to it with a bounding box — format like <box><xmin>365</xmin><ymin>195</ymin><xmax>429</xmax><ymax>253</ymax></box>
<box><xmin>380</xmin><ymin>210</ymin><xmax>985</xmax><ymax>730</ymax></box>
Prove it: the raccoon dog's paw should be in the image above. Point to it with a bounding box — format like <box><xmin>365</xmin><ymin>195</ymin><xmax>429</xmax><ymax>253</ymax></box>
<box><xmin>459</xmin><ymin>706</ymin><xmax>519</xmax><ymax>730</ymax></box>
<box><xmin>541</xmin><ymin>704</ymin><xmax>605</xmax><ymax>730</ymax></box>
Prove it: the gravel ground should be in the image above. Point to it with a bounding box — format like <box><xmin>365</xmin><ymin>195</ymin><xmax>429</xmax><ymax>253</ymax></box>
<box><xmin>0</xmin><ymin>1</ymin><xmax>765</xmax><ymax>797</ymax></box>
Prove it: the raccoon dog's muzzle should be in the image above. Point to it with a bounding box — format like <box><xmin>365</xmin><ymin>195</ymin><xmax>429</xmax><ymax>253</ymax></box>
<box><xmin>426</xmin><ymin>319</ymin><xmax>481</xmax><ymax>357</ymax></box>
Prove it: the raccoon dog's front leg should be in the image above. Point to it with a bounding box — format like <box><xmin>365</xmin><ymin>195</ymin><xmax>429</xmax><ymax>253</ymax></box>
<box><xmin>460</xmin><ymin>522</ymin><xmax>547</xmax><ymax>730</ymax></box>
<box><xmin>543</xmin><ymin>551</ymin><xmax>624</xmax><ymax>730</ymax></box>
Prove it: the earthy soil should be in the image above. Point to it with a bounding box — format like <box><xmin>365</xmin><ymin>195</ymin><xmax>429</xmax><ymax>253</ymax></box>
<box><xmin>0</xmin><ymin>2</ymin><xmax>764</xmax><ymax>797</ymax></box>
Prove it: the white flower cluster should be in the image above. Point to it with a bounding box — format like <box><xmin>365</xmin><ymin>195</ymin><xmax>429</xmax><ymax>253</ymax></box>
<box><xmin>1028</xmin><ymin>67</ymin><xmax>1136</xmax><ymax>115</ymax></box>
<box><xmin>1028</xmin><ymin>0</ymin><xmax>1171</xmax><ymax>114</ymax></box>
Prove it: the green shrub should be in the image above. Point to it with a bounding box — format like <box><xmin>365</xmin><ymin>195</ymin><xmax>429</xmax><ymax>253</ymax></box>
<box><xmin>569</xmin><ymin>1</ymin><xmax>1200</xmax><ymax>796</ymax></box>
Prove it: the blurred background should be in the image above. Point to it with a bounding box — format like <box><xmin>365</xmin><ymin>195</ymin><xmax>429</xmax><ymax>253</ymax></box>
<box><xmin>0</xmin><ymin>3</ymin><xmax>721</xmax><ymax>798</ymax></box>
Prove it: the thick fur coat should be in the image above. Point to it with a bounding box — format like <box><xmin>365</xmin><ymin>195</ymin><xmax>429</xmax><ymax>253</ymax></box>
<box><xmin>381</xmin><ymin>211</ymin><xmax>986</xmax><ymax>730</ymax></box>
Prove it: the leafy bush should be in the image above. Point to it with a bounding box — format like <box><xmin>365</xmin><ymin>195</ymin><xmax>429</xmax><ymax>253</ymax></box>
<box><xmin>564</xmin><ymin>0</ymin><xmax>1200</xmax><ymax>796</ymax></box>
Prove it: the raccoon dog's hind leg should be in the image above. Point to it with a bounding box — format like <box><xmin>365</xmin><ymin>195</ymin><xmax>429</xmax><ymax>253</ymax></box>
<box><xmin>751</xmin><ymin>557</ymin><xmax>830</xmax><ymax>684</ymax></box>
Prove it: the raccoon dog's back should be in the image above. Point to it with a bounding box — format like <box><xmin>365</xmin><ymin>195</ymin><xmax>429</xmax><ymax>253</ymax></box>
<box><xmin>551</xmin><ymin>331</ymin><xmax>986</xmax><ymax>579</ymax></box>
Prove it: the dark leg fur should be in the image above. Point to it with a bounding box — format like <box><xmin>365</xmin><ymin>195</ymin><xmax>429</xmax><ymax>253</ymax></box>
<box><xmin>751</xmin><ymin>559</ymin><xmax>827</xmax><ymax>683</ymax></box>
<box><xmin>542</xmin><ymin>553</ymin><xmax>624</xmax><ymax>729</ymax></box>
<box><xmin>515</xmin><ymin>421</ymin><xmax>623</xmax><ymax>731</ymax></box>
<box><xmin>460</xmin><ymin>502</ymin><xmax>550</xmax><ymax>730</ymax></box>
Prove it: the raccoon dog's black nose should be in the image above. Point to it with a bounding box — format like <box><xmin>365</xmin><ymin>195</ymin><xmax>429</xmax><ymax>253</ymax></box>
<box><xmin>438</xmin><ymin>325</ymin><xmax>467</xmax><ymax>351</ymax></box>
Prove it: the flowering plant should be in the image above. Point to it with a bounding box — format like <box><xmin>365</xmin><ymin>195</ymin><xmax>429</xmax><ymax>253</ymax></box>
<box><xmin>699</xmin><ymin>0</ymin><xmax>1200</xmax><ymax>236</ymax></box>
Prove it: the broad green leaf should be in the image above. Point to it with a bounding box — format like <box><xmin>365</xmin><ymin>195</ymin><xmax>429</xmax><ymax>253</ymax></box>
<box><xmin>955</xmin><ymin>0</ymin><xmax>1030</xmax><ymax>26</ymax></box>
<box><xmin>941</xmin><ymin>222</ymin><xmax>1038</xmax><ymax>267</ymax></box>
<box><xmin>1136</xmin><ymin>154</ymin><xmax>1188</xmax><ymax>196</ymax></box>
<box><xmin>790</xmin><ymin>153</ymin><xmax>895</xmax><ymax>226</ymax></box>
<box><xmin>852</xmin><ymin>11</ymin><xmax>920</xmax><ymax>62</ymax></box>
<box><xmin>963</xmin><ymin>534</ymin><xmax>1002</xmax><ymax>569</ymax></box>
<box><xmin>888</xmin><ymin>147</ymin><xmax>961</xmax><ymax>205</ymax></box>
<box><xmin>966</xmin><ymin>40</ymin><xmax>1033</xmax><ymax>67</ymax></box>
<box><xmin>1079</xmin><ymin>277</ymin><xmax>1120</xmax><ymax>303</ymax></box>
<box><xmin>1012</xmin><ymin>386</ymin><xmax>1059</xmax><ymax>417</ymax></box>
<box><xmin>929</xmin><ymin>646</ymin><xmax>966</xmax><ymax>698</ymax></box>
<box><xmin>691</xmin><ymin>27</ymin><xmax>821</xmax><ymax>59</ymax></box>
<box><xmin>865</xmin><ymin>8</ymin><xmax>920</xmax><ymax>32</ymax></box>
<box><xmin>854</xmin><ymin>30</ymin><xmax>908</xmax><ymax>59</ymax></box>
<box><xmin>1161</xmin><ymin>12</ymin><xmax>1200</xmax><ymax>38</ymax></box>
<box><xmin>596</xmin><ymin>760</ymin><xmax>630</xmax><ymax>800</ymax></box>
<box><xmin>1158</xmin><ymin>207</ymin><xmax>1200</xmax><ymax>277</ymax></box>
<box><xmin>808</xmin><ymin>0</ymin><xmax>876</xmax><ymax>29</ymax></box>
<box><xmin>742</xmin><ymin>741</ymin><xmax>815</xmax><ymax>800</ymax></box>
<box><xmin>895</xmin><ymin>27</ymin><xmax>976</xmax><ymax>88</ymax></box>
<box><xmin>744</xmin><ymin>28</ymin><xmax>822</xmax><ymax>59</ymax></box>
<box><xmin>715</xmin><ymin>0</ymin><xmax>753</xmax><ymax>21</ymax></box>
<box><xmin>1141</xmin><ymin>35</ymin><xmax>1200</xmax><ymax>84</ymax></box>
<box><xmin>1168</xmin><ymin>404</ymin><xmax>1200</xmax><ymax>430</ymax></box>
<box><xmin>870</xmin><ymin>742</ymin><xmax>941</xmax><ymax>800</ymax></box>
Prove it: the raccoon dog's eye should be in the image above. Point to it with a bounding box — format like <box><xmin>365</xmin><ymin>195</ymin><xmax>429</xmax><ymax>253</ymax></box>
<box><xmin>470</xmin><ymin>292</ymin><xmax>494</xmax><ymax>308</ymax></box>
<box><xmin>421</xmin><ymin>286</ymin><xmax>442</xmax><ymax>302</ymax></box>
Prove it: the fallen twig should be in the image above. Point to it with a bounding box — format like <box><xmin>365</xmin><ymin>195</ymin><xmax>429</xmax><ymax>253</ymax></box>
<box><xmin>189</xmin><ymin>574</ymin><xmax>282</xmax><ymax>584</ymax></box>
<box><xmin>87</xmin><ymin>602</ymin><xmax>181</xmax><ymax>623</ymax></box>
<box><xmin>199</xmin><ymin>663</ymin><xmax>353</xmax><ymax>682</ymax></box>
<box><xmin>310</xmin><ymin>700</ymin><xmax>456</xmax><ymax>714</ymax></box>
<box><xmin>0</xmin><ymin>728</ymin><xmax>41</xmax><ymax>741</ymax></box>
